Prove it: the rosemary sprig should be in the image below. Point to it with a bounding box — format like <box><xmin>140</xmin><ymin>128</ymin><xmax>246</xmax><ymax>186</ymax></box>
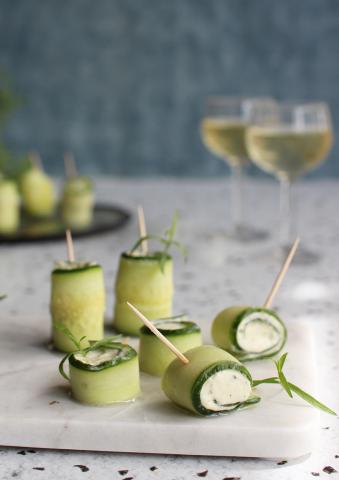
<box><xmin>54</xmin><ymin>322</ymin><xmax>122</xmax><ymax>382</ymax></box>
<box><xmin>253</xmin><ymin>353</ymin><xmax>337</xmax><ymax>416</ymax></box>
<box><xmin>130</xmin><ymin>211</ymin><xmax>187</xmax><ymax>272</ymax></box>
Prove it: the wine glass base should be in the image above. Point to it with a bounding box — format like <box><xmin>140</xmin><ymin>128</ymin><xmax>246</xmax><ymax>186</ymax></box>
<box><xmin>279</xmin><ymin>244</ymin><xmax>320</xmax><ymax>265</ymax></box>
<box><xmin>227</xmin><ymin>225</ymin><xmax>269</xmax><ymax>243</ymax></box>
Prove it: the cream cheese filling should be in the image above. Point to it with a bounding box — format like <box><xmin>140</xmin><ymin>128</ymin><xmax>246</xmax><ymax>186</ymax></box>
<box><xmin>74</xmin><ymin>348</ymin><xmax>119</xmax><ymax>366</ymax></box>
<box><xmin>236</xmin><ymin>312</ymin><xmax>283</xmax><ymax>353</ymax></box>
<box><xmin>200</xmin><ymin>369</ymin><xmax>251</xmax><ymax>412</ymax></box>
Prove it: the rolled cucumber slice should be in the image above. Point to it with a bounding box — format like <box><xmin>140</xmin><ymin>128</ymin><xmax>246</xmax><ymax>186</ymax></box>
<box><xmin>0</xmin><ymin>180</ymin><xmax>20</xmax><ymax>234</ymax></box>
<box><xmin>51</xmin><ymin>262</ymin><xmax>105</xmax><ymax>352</ymax></box>
<box><xmin>212</xmin><ymin>306</ymin><xmax>287</xmax><ymax>361</ymax></box>
<box><xmin>139</xmin><ymin>315</ymin><xmax>202</xmax><ymax>376</ymax></box>
<box><xmin>20</xmin><ymin>166</ymin><xmax>56</xmax><ymax>217</ymax></box>
<box><xmin>113</xmin><ymin>252</ymin><xmax>173</xmax><ymax>336</ymax></box>
<box><xmin>66</xmin><ymin>342</ymin><xmax>140</xmax><ymax>405</ymax></box>
<box><xmin>61</xmin><ymin>177</ymin><xmax>94</xmax><ymax>229</ymax></box>
<box><xmin>162</xmin><ymin>345</ymin><xmax>259</xmax><ymax>416</ymax></box>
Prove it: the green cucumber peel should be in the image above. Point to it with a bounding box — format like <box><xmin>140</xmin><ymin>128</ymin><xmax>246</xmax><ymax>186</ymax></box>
<box><xmin>129</xmin><ymin>211</ymin><xmax>187</xmax><ymax>272</ymax></box>
<box><xmin>52</xmin><ymin>262</ymin><xmax>100</xmax><ymax>274</ymax></box>
<box><xmin>191</xmin><ymin>360</ymin><xmax>255</xmax><ymax>416</ymax></box>
<box><xmin>253</xmin><ymin>353</ymin><xmax>337</xmax><ymax>416</ymax></box>
<box><xmin>230</xmin><ymin>307</ymin><xmax>287</xmax><ymax>361</ymax></box>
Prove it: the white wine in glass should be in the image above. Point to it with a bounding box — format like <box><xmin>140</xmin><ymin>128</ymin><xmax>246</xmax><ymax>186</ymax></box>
<box><xmin>246</xmin><ymin>102</ymin><xmax>333</xmax><ymax>263</ymax></box>
<box><xmin>201</xmin><ymin>97</ymin><xmax>273</xmax><ymax>242</ymax></box>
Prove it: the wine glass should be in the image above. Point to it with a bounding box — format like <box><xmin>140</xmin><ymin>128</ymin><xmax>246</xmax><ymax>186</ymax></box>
<box><xmin>201</xmin><ymin>96</ymin><xmax>273</xmax><ymax>242</ymax></box>
<box><xmin>246</xmin><ymin>101</ymin><xmax>333</xmax><ymax>263</ymax></box>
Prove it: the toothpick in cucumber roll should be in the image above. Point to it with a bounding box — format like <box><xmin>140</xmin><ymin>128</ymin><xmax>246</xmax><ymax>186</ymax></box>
<box><xmin>0</xmin><ymin>179</ymin><xmax>20</xmax><ymax>234</ymax></box>
<box><xmin>113</xmin><ymin>212</ymin><xmax>186</xmax><ymax>336</ymax></box>
<box><xmin>51</xmin><ymin>261</ymin><xmax>105</xmax><ymax>352</ymax></box>
<box><xmin>61</xmin><ymin>176</ymin><xmax>94</xmax><ymax>229</ymax></box>
<box><xmin>139</xmin><ymin>315</ymin><xmax>202</xmax><ymax>376</ymax></box>
<box><xmin>212</xmin><ymin>306</ymin><xmax>287</xmax><ymax>361</ymax></box>
<box><xmin>59</xmin><ymin>335</ymin><xmax>140</xmax><ymax>406</ymax></box>
<box><xmin>162</xmin><ymin>345</ymin><xmax>259</xmax><ymax>416</ymax></box>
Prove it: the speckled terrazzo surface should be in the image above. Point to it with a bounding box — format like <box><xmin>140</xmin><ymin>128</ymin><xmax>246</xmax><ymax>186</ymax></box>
<box><xmin>0</xmin><ymin>178</ymin><xmax>338</xmax><ymax>480</ymax></box>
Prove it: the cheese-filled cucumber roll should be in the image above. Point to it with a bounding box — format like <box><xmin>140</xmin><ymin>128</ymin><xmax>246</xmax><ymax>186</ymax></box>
<box><xmin>113</xmin><ymin>252</ymin><xmax>173</xmax><ymax>336</ymax></box>
<box><xmin>51</xmin><ymin>261</ymin><xmax>105</xmax><ymax>352</ymax></box>
<box><xmin>63</xmin><ymin>341</ymin><xmax>140</xmax><ymax>405</ymax></box>
<box><xmin>20</xmin><ymin>165</ymin><xmax>56</xmax><ymax>218</ymax></box>
<box><xmin>61</xmin><ymin>176</ymin><xmax>94</xmax><ymax>229</ymax></box>
<box><xmin>0</xmin><ymin>179</ymin><xmax>20</xmax><ymax>234</ymax></box>
<box><xmin>162</xmin><ymin>345</ymin><xmax>259</xmax><ymax>416</ymax></box>
<box><xmin>212</xmin><ymin>306</ymin><xmax>287</xmax><ymax>361</ymax></box>
<box><xmin>139</xmin><ymin>315</ymin><xmax>202</xmax><ymax>376</ymax></box>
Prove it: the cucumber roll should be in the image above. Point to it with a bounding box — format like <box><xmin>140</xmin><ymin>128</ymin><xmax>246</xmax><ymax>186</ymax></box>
<box><xmin>51</xmin><ymin>261</ymin><xmax>105</xmax><ymax>352</ymax></box>
<box><xmin>60</xmin><ymin>340</ymin><xmax>140</xmax><ymax>405</ymax></box>
<box><xmin>61</xmin><ymin>176</ymin><xmax>94</xmax><ymax>229</ymax></box>
<box><xmin>113</xmin><ymin>252</ymin><xmax>173</xmax><ymax>336</ymax></box>
<box><xmin>139</xmin><ymin>315</ymin><xmax>202</xmax><ymax>376</ymax></box>
<box><xmin>20</xmin><ymin>165</ymin><xmax>56</xmax><ymax>218</ymax></box>
<box><xmin>212</xmin><ymin>306</ymin><xmax>287</xmax><ymax>361</ymax></box>
<box><xmin>162</xmin><ymin>345</ymin><xmax>259</xmax><ymax>416</ymax></box>
<box><xmin>0</xmin><ymin>179</ymin><xmax>20</xmax><ymax>234</ymax></box>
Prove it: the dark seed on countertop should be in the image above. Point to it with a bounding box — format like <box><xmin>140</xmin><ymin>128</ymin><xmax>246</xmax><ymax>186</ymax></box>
<box><xmin>17</xmin><ymin>450</ymin><xmax>26</xmax><ymax>455</ymax></box>
<box><xmin>150</xmin><ymin>466</ymin><xmax>158</xmax><ymax>471</ymax></box>
<box><xmin>311</xmin><ymin>473</ymin><xmax>320</xmax><ymax>477</ymax></box>
<box><xmin>32</xmin><ymin>467</ymin><xmax>45</xmax><ymax>471</ymax></box>
<box><xmin>119</xmin><ymin>470</ymin><xmax>129</xmax><ymax>476</ymax></box>
<box><xmin>323</xmin><ymin>466</ymin><xmax>337</xmax><ymax>474</ymax></box>
<box><xmin>222</xmin><ymin>477</ymin><xmax>241</xmax><ymax>480</ymax></box>
<box><xmin>122</xmin><ymin>477</ymin><xmax>134</xmax><ymax>480</ymax></box>
<box><xmin>73</xmin><ymin>465</ymin><xmax>89</xmax><ymax>472</ymax></box>
<box><xmin>49</xmin><ymin>400</ymin><xmax>60</xmax><ymax>405</ymax></box>
<box><xmin>322</xmin><ymin>426</ymin><xmax>330</xmax><ymax>430</ymax></box>
<box><xmin>335</xmin><ymin>455</ymin><xmax>339</xmax><ymax>458</ymax></box>
<box><xmin>27</xmin><ymin>450</ymin><xmax>36</xmax><ymax>453</ymax></box>
<box><xmin>277</xmin><ymin>460</ymin><xmax>287</xmax><ymax>465</ymax></box>
<box><xmin>197</xmin><ymin>470</ymin><xmax>208</xmax><ymax>477</ymax></box>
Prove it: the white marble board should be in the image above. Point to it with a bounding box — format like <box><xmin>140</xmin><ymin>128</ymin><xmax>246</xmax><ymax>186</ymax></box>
<box><xmin>0</xmin><ymin>314</ymin><xmax>318</xmax><ymax>459</ymax></box>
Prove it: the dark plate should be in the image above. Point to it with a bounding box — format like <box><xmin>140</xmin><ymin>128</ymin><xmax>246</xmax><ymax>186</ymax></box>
<box><xmin>0</xmin><ymin>204</ymin><xmax>131</xmax><ymax>243</ymax></box>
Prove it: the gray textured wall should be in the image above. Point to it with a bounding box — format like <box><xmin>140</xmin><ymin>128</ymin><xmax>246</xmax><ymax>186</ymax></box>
<box><xmin>0</xmin><ymin>0</ymin><xmax>338</xmax><ymax>177</ymax></box>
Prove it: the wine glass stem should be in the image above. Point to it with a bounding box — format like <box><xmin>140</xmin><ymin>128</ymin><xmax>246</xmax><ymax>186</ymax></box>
<box><xmin>230</xmin><ymin>163</ymin><xmax>244</xmax><ymax>230</ymax></box>
<box><xmin>279</xmin><ymin>178</ymin><xmax>297</xmax><ymax>247</ymax></box>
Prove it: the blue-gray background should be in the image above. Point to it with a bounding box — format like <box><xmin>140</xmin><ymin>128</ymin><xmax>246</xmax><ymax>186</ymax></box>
<box><xmin>1</xmin><ymin>0</ymin><xmax>338</xmax><ymax>177</ymax></box>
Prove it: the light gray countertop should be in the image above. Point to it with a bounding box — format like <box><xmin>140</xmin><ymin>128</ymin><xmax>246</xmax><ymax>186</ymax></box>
<box><xmin>0</xmin><ymin>178</ymin><xmax>338</xmax><ymax>480</ymax></box>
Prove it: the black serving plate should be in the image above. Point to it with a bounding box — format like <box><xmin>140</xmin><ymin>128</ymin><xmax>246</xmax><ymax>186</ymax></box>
<box><xmin>0</xmin><ymin>204</ymin><xmax>131</xmax><ymax>244</ymax></box>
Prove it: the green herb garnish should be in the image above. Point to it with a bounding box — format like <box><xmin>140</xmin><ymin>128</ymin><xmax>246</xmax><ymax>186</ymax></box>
<box><xmin>0</xmin><ymin>294</ymin><xmax>6</xmax><ymax>301</ymax></box>
<box><xmin>130</xmin><ymin>211</ymin><xmax>187</xmax><ymax>272</ymax></box>
<box><xmin>54</xmin><ymin>322</ymin><xmax>122</xmax><ymax>381</ymax></box>
<box><xmin>253</xmin><ymin>353</ymin><xmax>337</xmax><ymax>416</ymax></box>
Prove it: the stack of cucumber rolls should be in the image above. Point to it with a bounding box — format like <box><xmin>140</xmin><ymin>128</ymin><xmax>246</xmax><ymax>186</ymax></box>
<box><xmin>59</xmin><ymin>335</ymin><xmax>140</xmax><ymax>406</ymax></box>
<box><xmin>212</xmin><ymin>306</ymin><xmax>287</xmax><ymax>361</ymax></box>
<box><xmin>113</xmin><ymin>212</ymin><xmax>185</xmax><ymax>336</ymax></box>
<box><xmin>162</xmin><ymin>345</ymin><xmax>259</xmax><ymax>416</ymax></box>
<box><xmin>0</xmin><ymin>178</ymin><xmax>20</xmax><ymax>234</ymax></box>
<box><xmin>139</xmin><ymin>315</ymin><xmax>202</xmax><ymax>376</ymax></box>
<box><xmin>50</xmin><ymin>260</ymin><xmax>105</xmax><ymax>352</ymax></box>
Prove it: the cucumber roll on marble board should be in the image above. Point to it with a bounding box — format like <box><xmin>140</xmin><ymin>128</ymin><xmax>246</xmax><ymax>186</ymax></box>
<box><xmin>113</xmin><ymin>212</ymin><xmax>186</xmax><ymax>336</ymax></box>
<box><xmin>139</xmin><ymin>315</ymin><xmax>202</xmax><ymax>376</ymax></box>
<box><xmin>162</xmin><ymin>345</ymin><xmax>259</xmax><ymax>416</ymax></box>
<box><xmin>212</xmin><ymin>306</ymin><xmax>287</xmax><ymax>361</ymax></box>
<box><xmin>0</xmin><ymin>178</ymin><xmax>20</xmax><ymax>234</ymax></box>
<box><xmin>51</xmin><ymin>261</ymin><xmax>105</xmax><ymax>352</ymax></box>
<box><xmin>59</xmin><ymin>337</ymin><xmax>140</xmax><ymax>406</ymax></box>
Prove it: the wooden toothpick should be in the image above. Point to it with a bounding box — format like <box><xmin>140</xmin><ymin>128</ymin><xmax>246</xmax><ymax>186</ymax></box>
<box><xmin>64</xmin><ymin>152</ymin><xmax>77</xmax><ymax>179</ymax></box>
<box><xmin>126</xmin><ymin>301</ymin><xmax>189</xmax><ymax>365</ymax></box>
<box><xmin>65</xmin><ymin>229</ymin><xmax>75</xmax><ymax>262</ymax></box>
<box><xmin>29</xmin><ymin>151</ymin><xmax>43</xmax><ymax>170</ymax></box>
<box><xmin>263</xmin><ymin>238</ymin><xmax>300</xmax><ymax>309</ymax></box>
<box><xmin>137</xmin><ymin>205</ymin><xmax>148</xmax><ymax>254</ymax></box>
